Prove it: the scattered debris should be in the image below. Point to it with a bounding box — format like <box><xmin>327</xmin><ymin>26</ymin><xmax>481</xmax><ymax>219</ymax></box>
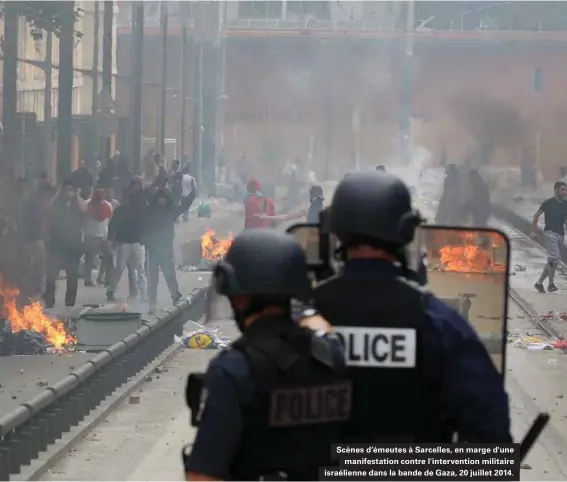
<box><xmin>513</xmin><ymin>264</ymin><xmax>527</xmax><ymax>272</ymax></box>
<box><xmin>0</xmin><ymin>318</ymin><xmax>72</xmax><ymax>355</ymax></box>
<box><xmin>144</xmin><ymin>376</ymin><xmax>153</xmax><ymax>383</ymax></box>
<box><xmin>536</xmin><ymin>311</ymin><xmax>567</xmax><ymax>321</ymax></box>
<box><xmin>175</xmin><ymin>324</ymin><xmax>230</xmax><ymax>350</ymax></box>
<box><xmin>512</xmin><ymin>334</ymin><xmax>553</xmax><ymax>350</ymax></box>
<box><xmin>520</xmin><ymin>463</ymin><xmax>532</xmax><ymax>470</ymax></box>
<box><xmin>128</xmin><ymin>395</ymin><xmax>140</xmax><ymax>405</ymax></box>
<box><xmin>36</xmin><ymin>379</ymin><xmax>48</xmax><ymax>387</ymax></box>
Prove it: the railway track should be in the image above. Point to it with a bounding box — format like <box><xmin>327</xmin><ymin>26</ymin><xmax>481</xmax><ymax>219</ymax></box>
<box><xmin>492</xmin><ymin>203</ymin><xmax>567</xmax><ymax>341</ymax></box>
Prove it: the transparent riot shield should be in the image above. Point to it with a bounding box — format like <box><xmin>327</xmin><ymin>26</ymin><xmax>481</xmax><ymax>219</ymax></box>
<box><xmin>287</xmin><ymin>223</ymin><xmax>510</xmax><ymax>374</ymax></box>
<box><xmin>286</xmin><ymin>223</ymin><xmax>322</xmax><ymax>268</ymax></box>
<box><xmin>416</xmin><ymin>225</ymin><xmax>510</xmax><ymax>374</ymax></box>
<box><xmin>203</xmin><ymin>273</ymin><xmax>235</xmax><ymax>327</ymax></box>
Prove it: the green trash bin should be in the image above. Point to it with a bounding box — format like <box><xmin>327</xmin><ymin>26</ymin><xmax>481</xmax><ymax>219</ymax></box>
<box><xmin>77</xmin><ymin>307</ymin><xmax>142</xmax><ymax>352</ymax></box>
<box><xmin>197</xmin><ymin>200</ymin><xmax>212</xmax><ymax>218</ymax></box>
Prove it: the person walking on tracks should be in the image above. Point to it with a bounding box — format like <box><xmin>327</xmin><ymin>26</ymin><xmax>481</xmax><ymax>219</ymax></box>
<box><xmin>531</xmin><ymin>181</ymin><xmax>567</xmax><ymax>293</ymax></box>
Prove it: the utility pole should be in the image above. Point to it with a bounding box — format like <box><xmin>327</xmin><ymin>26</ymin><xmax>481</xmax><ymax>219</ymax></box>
<box><xmin>196</xmin><ymin>1</ymin><xmax>221</xmax><ymax>192</ymax></box>
<box><xmin>130</xmin><ymin>1</ymin><xmax>144</xmax><ymax>174</ymax></box>
<box><xmin>400</xmin><ymin>0</ymin><xmax>414</xmax><ymax>165</ymax></box>
<box><xmin>43</xmin><ymin>30</ymin><xmax>53</xmax><ymax>178</ymax></box>
<box><xmin>91</xmin><ymin>1</ymin><xmax>100</xmax><ymax>121</ymax></box>
<box><xmin>192</xmin><ymin>7</ymin><xmax>202</xmax><ymax>188</ymax></box>
<box><xmin>177</xmin><ymin>3</ymin><xmax>189</xmax><ymax>161</ymax></box>
<box><xmin>101</xmin><ymin>0</ymin><xmax>114</xmax><ymax>164</ymax></box>
<box><xmin>157</xmin><ymin>2</ymin><xmax>169</xmax><ymax>156</ymax></box>
<box><xmin>56</xmin><ymin>1</ymin><xmax>75</xmax><ymax>182</ymax></box>
<box><xmin>1</xmin><ymin>2</ymin><xmax>18</xmax><ymax>181</ymax></box>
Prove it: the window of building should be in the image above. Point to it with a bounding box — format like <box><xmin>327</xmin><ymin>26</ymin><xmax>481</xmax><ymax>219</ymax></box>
<box><xmin>238</xmin><ymin>1</ymin><xmax>283</xmax><ymax>19</ymax></box>
<box><xmin>287</xmin><ymin>1</ymin><xmax>331</xmax><ymax>20</ymax></box>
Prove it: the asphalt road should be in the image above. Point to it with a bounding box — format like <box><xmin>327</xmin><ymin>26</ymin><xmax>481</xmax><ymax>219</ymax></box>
<box><xmin>0</xmin><ymin>200</ymin><xmax>243</xmax><ymax>418</ymax></box>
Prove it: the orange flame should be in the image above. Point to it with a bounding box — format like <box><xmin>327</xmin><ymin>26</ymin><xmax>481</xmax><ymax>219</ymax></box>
<box><xmin>0</xmin><ymin>277</ymin><xmax>76</xmax><ymax>350</ymax></box>
<box><xmin>435</xmin><ymin>232</ymin><xmax>506</xmax><ymax>274</ymax></box>
<box><xmin>201</xmin><ymin>229</ymin><xmax>233</xmax><ymax>262</ymax></box>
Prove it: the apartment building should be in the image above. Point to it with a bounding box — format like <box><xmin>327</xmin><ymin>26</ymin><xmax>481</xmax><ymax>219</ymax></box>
<box><xmin>0</xmin><ymin>0</ymin><xmax>116</xmax><ymax>121</ymax></box>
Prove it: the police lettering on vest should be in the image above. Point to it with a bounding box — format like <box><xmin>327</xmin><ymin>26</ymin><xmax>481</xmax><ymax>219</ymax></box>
<box><xmin>334</xmin><ymin>327</ymin><xmax>417</xmax><ymax>368</ymax></box>
<box><xmin>269</xmin><ymin>381</ymin><xmax>352</xmax><ymax>427</ymax></box>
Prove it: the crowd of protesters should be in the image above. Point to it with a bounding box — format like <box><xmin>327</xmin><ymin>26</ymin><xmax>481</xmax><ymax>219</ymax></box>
<box><xmin>1</xmin><ymin>151</ymin><xmax>197</xmax><ymax>315</ymax></box>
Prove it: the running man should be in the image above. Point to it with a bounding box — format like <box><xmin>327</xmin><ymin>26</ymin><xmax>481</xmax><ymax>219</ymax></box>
<box><xmin>531</xmin><ymin>181</ymin><xmax>567</xmax><ymax>293</ymax></box>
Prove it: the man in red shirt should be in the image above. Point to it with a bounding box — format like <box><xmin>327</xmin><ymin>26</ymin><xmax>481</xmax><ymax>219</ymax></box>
<box><xmin>244</xmin><ymin>179</ymin><xmax>275</xmax><ymax>229</ymax></box>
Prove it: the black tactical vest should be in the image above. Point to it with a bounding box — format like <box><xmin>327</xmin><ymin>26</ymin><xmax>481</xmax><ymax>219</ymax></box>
<box><xmin>314</xmin><ymin>274</ymin><xmax>447</xmax><ymax>442</ymax></box>
<box><xmin>230</xmin><ymin>315</ymin><xmax>351</xmax><ymax>481</ymax></box>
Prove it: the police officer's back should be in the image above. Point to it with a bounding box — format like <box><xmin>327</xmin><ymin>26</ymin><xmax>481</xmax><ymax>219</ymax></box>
<box><xmin>184</xmin><ymin>229</ymin><xmax>350</xmax><ymax>481</ymax></box>
<box><xmin>312</xmin><ymin>171</ymin><xmax>511</xmax><ymax>443</ymax></box>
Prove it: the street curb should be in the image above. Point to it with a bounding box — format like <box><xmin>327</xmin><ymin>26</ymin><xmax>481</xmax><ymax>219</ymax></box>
<box><xmin>19</xmin><ymin>343</ymin><xmax>184</xmax><ymax>481</ymax></box>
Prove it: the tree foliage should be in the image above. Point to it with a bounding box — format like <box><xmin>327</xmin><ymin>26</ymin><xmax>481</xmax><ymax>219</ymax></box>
<box><xmin>0</xmin><ymin>1</ymin><xmax>83</xmax><ymax>39</ymax></box>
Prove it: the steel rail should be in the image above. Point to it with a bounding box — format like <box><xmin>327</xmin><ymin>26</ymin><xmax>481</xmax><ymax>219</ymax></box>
<box><xmin>492</xmin><ymin>203</ymin><xmax>565</xmax><ymax>340</ymax></box>
<box><xmin>0</xmin><ymin>287</ymin><xmax>207</xmax><ymax>481</ymax></box>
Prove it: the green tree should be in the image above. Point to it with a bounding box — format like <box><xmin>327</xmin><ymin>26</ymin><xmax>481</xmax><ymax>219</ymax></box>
<box><xmin>0</xmin><ymin>1</ymin><xmax>83</xmax><ymax>39</ymax></box>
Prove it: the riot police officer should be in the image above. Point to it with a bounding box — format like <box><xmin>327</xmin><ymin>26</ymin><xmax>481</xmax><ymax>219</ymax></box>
<box><xmin>183</xmin><ymin>229</ymin><xmax>351</xmax><ymax>481</ymax></box>
<box><xmin>309</xmin><ymin>171</ymin><xmax>511</xmax><ymax>442</ymax></box>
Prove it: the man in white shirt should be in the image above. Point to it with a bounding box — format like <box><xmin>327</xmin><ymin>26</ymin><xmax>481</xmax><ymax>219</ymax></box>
<box><xmin>181</xmin><ymin>164</ymin><xmax>197</xmax><ymax>222</ymax></box>
<box><xmin>83</xmin><ymin>187</ymin><xmax>113</xmax><ymax>286</ymax></box>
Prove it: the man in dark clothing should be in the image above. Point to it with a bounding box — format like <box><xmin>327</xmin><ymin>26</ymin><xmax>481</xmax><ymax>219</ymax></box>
<box><xmin>143</xmin><ymin>188</ymin><xmax>196</xmax><ymax>314</ymax></box>
<box><xmin>153</xmin><ymin>153</ymin><xmax>169</xmax><ymax>189</ymax></box>
<box><xmin>70</xmin><ymin>160</ymin><xmax>93</xmax><ymax>200</ymax></box>
<box><xmin>18</xmin><ymin>184</ymin><xmax>46</xmax><ymax>303</ymax></box>
<box><xmin>169</xmin><ymin>159</ymin><xmax>183</xmax><ymax>210</ymax></box>
<box><xmin>129</xmin><ymin>177</ymin><xmax>152</xmax><ymax>208</ymax></box>
<box><xmin>114</xmin><ymin>152</ymin><xmax>133</xmax><ymax>201</ymax></box>
<box><xmin>44</xmin><ymin>180</ymin><xmax>87</xmax><ymax>308</ymax></box>
<box><xmin>98</xmin><ymin>159</ymin><xmax>116</xmax><ymax>187</ymax></box>
<box><xmin>435</xmin><ymin>164</ymin><xmax>460</xmax><ymax>224</ymax></box>
<box><xmin>531</xmin><ymin>181</ymin><xmax>567</xmax><ymax>293</ymax></box>
<box><xmin>468</xmin><ymin>169</ymin><xmax>491</xmax><ymax>226</ymax></box>
<box><xmin>106</xmin><ymin>190</ymin><xmax>147</xmax><ymax>302</ymax></box>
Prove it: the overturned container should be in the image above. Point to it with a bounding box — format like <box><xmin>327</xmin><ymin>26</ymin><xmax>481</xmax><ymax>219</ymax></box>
<box><xmin>76</xmin><ymin>305</ymin><xmax>142</xmax><ymax>352</ymax></box>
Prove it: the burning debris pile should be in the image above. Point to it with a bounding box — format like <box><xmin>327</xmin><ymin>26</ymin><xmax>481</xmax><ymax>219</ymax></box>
<box><xmin>199</xmin><ymin>229</ymin><xmax>233</xmax><ymax>268</ymax></box>
<box><xmin>428</xmin><ymin>231</ymin><xmax>507</xmax><ymax>274</ymax></box>
<box><xmin>0</xmin><ymin>277</ymin><xmax>76</xmax><ymax>356</ymax></box>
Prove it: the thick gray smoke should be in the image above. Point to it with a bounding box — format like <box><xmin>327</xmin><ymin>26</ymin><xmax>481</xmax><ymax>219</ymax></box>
<box><xmin>447</xmin><ymin>91</ymin><xmax>527</xmax><ymax>164</ymax></box>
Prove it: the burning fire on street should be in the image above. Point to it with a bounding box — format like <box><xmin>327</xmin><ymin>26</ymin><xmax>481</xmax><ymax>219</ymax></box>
<box><xmin>0</xmin><ymin>277</ymin><xmax>76</xmax><ymax>353</ymax></box>
<box><xmin>429</xmin><ymin>231</ymin><xmax>507</xmax><ymax>274</ymax></box>
<box><xmin>201</xmin><ymin>229</ymin><xmax>233</xmax><ymax>263</ymax></box>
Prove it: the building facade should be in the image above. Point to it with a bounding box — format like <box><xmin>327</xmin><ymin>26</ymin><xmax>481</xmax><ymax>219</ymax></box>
<box><xmin>115</xmin><ymin>1</ymin><xmax>567</xmax><ymax>180</ymax></box>
<box><xmin>0</xmin><ymin>0</ymin><xmax>116</xmax><ymax>121</ymax></box>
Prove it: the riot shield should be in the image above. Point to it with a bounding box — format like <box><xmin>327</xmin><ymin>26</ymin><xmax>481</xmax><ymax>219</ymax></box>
<box><xmin>287</xmin><ymin>223</ymin><xmax>510</xmax><ymax>374</ymax></box>
<box><xmin>416</xmin><ymin>225</ymin><xmax>510</xmax><ymax>374</ymax></box>
<box><xmin>286</xmin><ymin>223</ymin><xmax>323</xmax><ymax>267</ymax></box>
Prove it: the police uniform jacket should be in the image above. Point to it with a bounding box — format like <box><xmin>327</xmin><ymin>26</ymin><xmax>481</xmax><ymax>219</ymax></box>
<box><xmin>313</xmin><ymin>258</ymin><xmax>511</xmax><ymax>443</ymax></box>
<box><xmin>184</xmin><ymin>314</ymin><xmax>350</xmax><ymax>481</ymax></box>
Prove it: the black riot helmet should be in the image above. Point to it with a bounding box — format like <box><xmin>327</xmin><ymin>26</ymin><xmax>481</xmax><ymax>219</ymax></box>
<box><xmin>211</xmin><ymin>229</ymin><xmax>312</xmax><ymax>329</ymax></box>
<box><xmin>329</xmin><ymin>171</ymin><xmax>422</xmax><ymax>249</ymax></box>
